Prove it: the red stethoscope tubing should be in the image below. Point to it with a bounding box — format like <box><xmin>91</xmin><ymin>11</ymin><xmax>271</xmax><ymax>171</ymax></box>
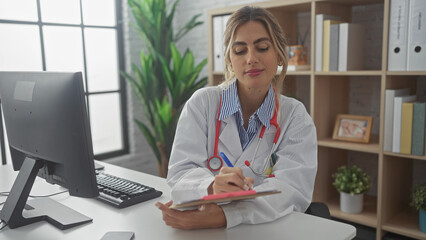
<box><xmin>207</xmin><ymin>97</ymin><xmax>223</xmax><ymax>171</ymax></box>
<box><xmin>208</xmin><ymin>93</ymin><xmax>280</xmax><ymax>176</ymax></box>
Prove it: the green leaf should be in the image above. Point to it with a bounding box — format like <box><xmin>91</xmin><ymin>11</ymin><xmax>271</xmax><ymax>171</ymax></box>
<box><xmin>174</xmin><ymin>13</ymin><xmax>203</xmax><ymax>42</ymax></box>
<box><xmin>332</xmin><ymin>165</ymin><xmax>370</xmax><ymax>195</ymax></box>
<box><xmin>134</xmin><ymin>119</ymin><xmax>162</xmax><ymax>164</ymax></box>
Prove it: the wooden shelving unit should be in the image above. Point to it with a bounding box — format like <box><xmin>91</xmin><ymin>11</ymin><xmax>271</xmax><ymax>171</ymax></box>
<box><xmin>207</xmin><ymin>0</ymin><xmax>426</xmax><ymax>239</ymax></box>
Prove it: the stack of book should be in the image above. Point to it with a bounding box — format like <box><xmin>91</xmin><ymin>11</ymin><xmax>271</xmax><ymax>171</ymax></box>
<box><xmin>384</xmin><ymin>88</ymin><xmax>426</xmax><ymax>155</ymax></box>
<box><xmin>315</xmin><ymin>14</ymin><xmax>364</xmax><ymax>72</ymax></box>
<box><xmin>388</xmin><ymin>0</ymin><xmax>426</xmax><ymax>71</ymax></box>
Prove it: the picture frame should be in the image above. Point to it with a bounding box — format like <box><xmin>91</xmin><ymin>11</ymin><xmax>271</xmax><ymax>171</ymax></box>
<box><xmin>332</xmin><ymin>114</ymin><xmax>373</xmax><ymax>143</ymax></box>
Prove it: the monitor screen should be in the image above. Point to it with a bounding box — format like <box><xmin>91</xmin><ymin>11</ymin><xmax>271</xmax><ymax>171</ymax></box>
<box><xmin>0</xmin><ymin>71</ymin><xmax>99</xmax><ymax>230</ymax></box>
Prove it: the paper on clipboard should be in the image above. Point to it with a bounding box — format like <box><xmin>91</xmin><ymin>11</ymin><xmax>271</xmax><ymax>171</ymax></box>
<box><xmin>169</xmin><ymin>190</ymin><xmax>281</xmax><ymax>209</ymax></box>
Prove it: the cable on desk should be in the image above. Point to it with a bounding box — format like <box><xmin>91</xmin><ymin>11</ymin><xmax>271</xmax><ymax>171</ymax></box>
<box><xmin>0</xmin><ymin>190</ymin><xmax>68</xmax><ymax>198</ymax></box>
<box><xmin>29</xmin><ymin>190</ymin><xmax>69</xmax><ymax>198</ymax></box>
<box><xmin>0</xmin><ymin>190</ymin><xmax>69</xmax><ymax>208</ymax></box>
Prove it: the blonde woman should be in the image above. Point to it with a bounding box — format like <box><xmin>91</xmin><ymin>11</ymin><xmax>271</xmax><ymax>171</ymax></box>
<box><xmin>156</xmin><ymin>6</ymin><xmax>317</xmax><ymax>229</ymax></box>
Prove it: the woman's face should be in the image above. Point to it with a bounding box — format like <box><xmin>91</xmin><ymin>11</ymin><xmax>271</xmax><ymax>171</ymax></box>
<box><xmin>230</xmin><ymin>21</ymin><xmax>279</xmax><ymax>93</ymax></box>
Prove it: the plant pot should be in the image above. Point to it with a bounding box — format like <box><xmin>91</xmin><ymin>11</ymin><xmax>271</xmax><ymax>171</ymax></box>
<box><xmin>340</xmin><ymin>192</ymin><xmax>363</xmax><ymax>214</ymax></box>
<box><xmin>420</xmin><ymin>209</ymin><xmax>426</xmax><ymax>233</ymax></box>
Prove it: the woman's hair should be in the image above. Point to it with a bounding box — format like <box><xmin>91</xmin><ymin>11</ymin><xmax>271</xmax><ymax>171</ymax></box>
<box><xmin>221</xmin><ymin>6</ymin><xmax>288</xmax><ymax>93</ymax></box>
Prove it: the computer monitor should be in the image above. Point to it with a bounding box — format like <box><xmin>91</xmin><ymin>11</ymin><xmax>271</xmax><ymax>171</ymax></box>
<box><xmin>0</xmin><ymin>71</ymin><xmax>99</xmax><ymax>230</ymax></box>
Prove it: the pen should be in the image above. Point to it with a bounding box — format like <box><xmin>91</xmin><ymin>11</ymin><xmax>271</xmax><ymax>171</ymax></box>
<box><xmin>220</xmin><ymin>152</ymin><xmax>252</xmax><ymax>191</ymax></box>
<box><xmin>220</xmin><ymin>152</ymin><xmax>234</xmax><ymax>167</ymax></box>
<box><xmin>220</xmin><ymin>152</ymin><xmax>252</xmax><ymax>190</ymax></box>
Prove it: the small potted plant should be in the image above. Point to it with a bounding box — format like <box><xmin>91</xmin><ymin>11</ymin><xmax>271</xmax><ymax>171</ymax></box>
<box><xmin>332</xmin><ymin>165</ymin><xmax>370</xmax><ymax>214</ymax></box>
<box><xmin>410</xmin><ymin>183</ymin><xmax>426</xmax><ymax>233</ymax></box>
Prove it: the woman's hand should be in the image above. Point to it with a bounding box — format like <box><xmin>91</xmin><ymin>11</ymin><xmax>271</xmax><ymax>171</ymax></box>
<box><xmin>210</xmin><ymin>167</ymin><xmax>254</xmax><ymax>194</ymax></box>
<box><xmin>155</xmin><ymin>201</ymin><xmax>226</xmax><ymax>230</ymax></box>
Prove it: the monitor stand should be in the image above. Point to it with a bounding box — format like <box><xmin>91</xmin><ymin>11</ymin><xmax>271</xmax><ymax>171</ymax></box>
<box><xmin>0</xmin><ymin>157</ymin><xmax>92</xmax><ymax>230</ymax></box>
<box><xmin>0</xmin><ymin>102</ymin><xmax>6</xmax><ymax>165</ymax></box>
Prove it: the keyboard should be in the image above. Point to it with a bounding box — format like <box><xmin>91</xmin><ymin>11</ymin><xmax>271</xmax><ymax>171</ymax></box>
<box><xmin>96</xmin><ymin>171</ymin><xmax>162</xmax><ymax>208</ymax></box>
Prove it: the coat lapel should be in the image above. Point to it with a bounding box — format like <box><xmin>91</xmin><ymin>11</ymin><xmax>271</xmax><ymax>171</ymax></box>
<box><xmin>218</xmin><ymin>117</ymin><xmax>242</xmax><ymax>160</ymax></box>
<box><xmin>218</xmin><ymin>116</ymin><xmax>277</xmax><ymax>169</ymax></box>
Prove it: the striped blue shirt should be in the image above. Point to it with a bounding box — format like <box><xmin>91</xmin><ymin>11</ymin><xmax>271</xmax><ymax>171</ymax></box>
<box><xmin>219</xmin><ymin>81</ymin><xmax>275</xmax><ymax>150</ymax></box>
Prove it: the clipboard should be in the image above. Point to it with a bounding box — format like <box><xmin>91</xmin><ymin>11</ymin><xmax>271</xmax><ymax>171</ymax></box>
<box><xmin>169</xmin><ymin>190</ymin><xmax>281</xmax><ymax>209</ymax></box>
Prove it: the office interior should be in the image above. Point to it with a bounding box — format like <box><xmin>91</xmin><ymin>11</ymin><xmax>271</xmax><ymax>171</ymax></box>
<box><xmin>1</xmin><ymin>0</ymin><xmax>426</xmax><ymax>240</ymax></box>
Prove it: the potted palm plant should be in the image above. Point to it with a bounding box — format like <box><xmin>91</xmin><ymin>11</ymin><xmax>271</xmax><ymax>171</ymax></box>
<box><xmin>332</xmin><ymin>165</ymin><xmax>370</xmax><ymax>214</ymax></box>
<box><xmin>123</xmin><ymin>0</ymin><xmax>207</xmax><ymax>177</ymax></box>
<box><xmin>410</xmin><ymin>183</ymin><xmax>426</xmax><ymax>233</ymax></box>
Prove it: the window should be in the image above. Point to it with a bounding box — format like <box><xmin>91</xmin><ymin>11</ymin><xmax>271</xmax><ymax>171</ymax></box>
<box><xmin>0</xmin><ymin>0</ymin><xmax>128</xmax><ymax>159</ymax></box>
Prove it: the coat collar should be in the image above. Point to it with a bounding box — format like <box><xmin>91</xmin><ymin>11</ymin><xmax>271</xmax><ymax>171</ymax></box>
<box><xmin>218</xmin><ymin>81</ymin><xmax>275</xmax><ymax>129</ymax></box>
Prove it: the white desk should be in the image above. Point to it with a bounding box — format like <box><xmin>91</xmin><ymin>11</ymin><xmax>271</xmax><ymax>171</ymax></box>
<box><xmin>0</xmin><ymin>162</ymin><xmax>356</xmax><ymax>240</ymax></box>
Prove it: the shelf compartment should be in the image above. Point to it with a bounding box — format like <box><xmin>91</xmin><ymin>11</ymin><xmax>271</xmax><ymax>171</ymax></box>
<box><xmin>327</xmin><ymin>195</ymin><xmax>378</xmax><ymax>228</ymax></box>
<box><xmin>313</xmin><ymin>147</ymin><xmax>379</xmax><ymax>219</ymax></box>
<box><xmin>380</xmin><ymin>155</ymin><xmax>426</xmax><ymax>240</ymax></box>
<box><xmin>315</xmin><ymin>1</ymin><xmax>384</xmax><ymax>71</ymax></box>
<box><xmin>318</xmin><ymin>137</ymin><xmax>379</xmax><ymax>154</ymax></box>
<box><xmin>382</xmin><ymin>207</ymin><xmax>426</xmax><ymax>240</ymax></box>
<box><xmin>313</xmin><ymin>76</ymin><xmax>381</xmax><ymax>141</ymax></box>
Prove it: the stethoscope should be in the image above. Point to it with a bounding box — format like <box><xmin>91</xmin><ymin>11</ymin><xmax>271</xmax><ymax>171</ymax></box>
<box><xmin>207</xmin><ymin>93</ymin><xmax>281</xmax><ymax>178</ymax></box>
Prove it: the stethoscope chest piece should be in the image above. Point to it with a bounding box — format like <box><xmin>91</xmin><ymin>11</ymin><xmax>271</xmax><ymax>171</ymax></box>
<box><xmin>207</xmin><ymin>156</ymin><xmax>223</xmax><ymax>171</ymax></box>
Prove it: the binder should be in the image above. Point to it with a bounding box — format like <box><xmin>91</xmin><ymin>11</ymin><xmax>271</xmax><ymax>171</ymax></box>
<box><xmin>388</xmin><ymin>0</ymin><xmax>410</xmax><ymax>71</ymax></box>
<box><xmin>315</xmin><ymin>14</ymin><xmax>340</xmax><ymax>71</ymax></box>
<box><xmin>407</xmin><ymin>0</ymin><xmax>426</xmax><ymax>71</ymax></box>
<box><xmin>384</xmin><ymin>88</ymin><xmax>410</xmax><ymax>152</ymax></box>
<box><xmin>392</xmin><ymin>95</ymin><xmax>416</xmax><ymax>153</ymax></box>
<box><xmin>213</xmin><ymin>16</ymin><xmax>224</xmax><ymax>72</ymax></box>
<box><xmin>400</xmin><ymin>102</ymin><xmax>413</xmax><ymax>154</ymax></box>
<box><xmin>222</xmin><ymin>15</ymin><xmax>230</xmax><ymax>36</ymax></box>
<box><xmin>339</xmin><ymin>23</ymin><xmax>364</xmax><ymax>71</ymax></box>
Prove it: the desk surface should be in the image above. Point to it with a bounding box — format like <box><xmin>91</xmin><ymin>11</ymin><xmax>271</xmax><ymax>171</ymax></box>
<box><xmin>0</xmin><ymin>162</ymin><xmax>356</xmax><ymax>240</ymax></box>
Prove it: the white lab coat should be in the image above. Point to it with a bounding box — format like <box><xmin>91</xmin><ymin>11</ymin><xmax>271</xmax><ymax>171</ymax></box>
<box><xmin>167</xmin><ymin>85</ymin><xmax>317</xmax><ymax>228</ymax></box>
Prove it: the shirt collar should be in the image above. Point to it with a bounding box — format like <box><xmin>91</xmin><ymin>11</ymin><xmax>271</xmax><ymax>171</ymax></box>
<box><xmin>219</xmin><ymin>81</ymin><xmax>275</xmax><ymax>128</ymax></box>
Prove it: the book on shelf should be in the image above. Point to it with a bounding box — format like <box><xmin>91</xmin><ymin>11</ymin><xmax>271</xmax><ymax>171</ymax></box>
<box><xmin>329</xmin><ymin>24</ymin><xmax>339</xmax><ymax>71</ymax></box>
<box><xmin>322</xmin><ymin>20</ymin><xmax>345</xmax><ymax>72</ymax></box>
<box><xmin>338</xmin><ymin>23</ymin><xmax>364</xmax><ymax>71</ymax></box>
<box><xmin>388</xmin><ymin>0</ymin><xmax>410</xmax><ymax>71</ymax></box>
<box><xmin>392</xmin><ymin>95</ymin><xmax>416</xmax><ymax>153</ymax></box>
<box><xmin>400</xmin><ymin>102</ymin><xmax>414</xmax><ymax>154</ymax></box>
<box><xmin>412</xmin><ymin>102</ymin><xmax>426</xmax><ymax>156</ymax></box>
<box><xmin>384</xmin><ymin>88</ymin><xmax>410</xmax><ymax>152</ymax></box>
<box><xmin>287</xmin><ymin>65</ymin><xmax>310</xmax><ymax>71</ymax></box>
<box><xmin>315</xmin><ymin>14</ymin><xmax>340</xmax><ymax>72</ymax></box>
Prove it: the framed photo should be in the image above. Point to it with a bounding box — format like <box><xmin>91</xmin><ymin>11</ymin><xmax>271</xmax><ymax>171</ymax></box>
<box><xmin>332</xmin><ymin>114</ymin><xmax>373</xmax><ymax>143</ymax></box>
